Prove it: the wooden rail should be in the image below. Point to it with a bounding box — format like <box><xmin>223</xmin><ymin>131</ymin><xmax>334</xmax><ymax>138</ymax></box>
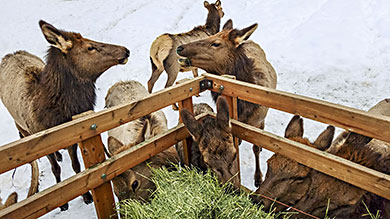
<box><xmin>0</xmin><ymin>76</ymin><xmax>205</xmax><ymax>174</ymax></box>
<box><xmin>205</xmin><ymin>73</ymin><xmax>390</xmax><ymax>143</ymax></box>
<box><xmin>1</xmin><ymin>74</ymin><xmax>390</xmax><ymax>218</ymax></box>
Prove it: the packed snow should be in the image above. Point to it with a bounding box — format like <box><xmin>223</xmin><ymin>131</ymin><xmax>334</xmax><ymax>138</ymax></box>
<box><xmin>0</xmin><ymin>0</ymin><xmax>389</xmax><ymax>218</ymax></box>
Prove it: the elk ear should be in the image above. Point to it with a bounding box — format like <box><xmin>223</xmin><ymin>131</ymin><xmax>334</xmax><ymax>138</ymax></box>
<box><xmin>313</xmin><ymin>126</ymin><xmax>335</xmax><ymax>151</ymax></box>
<box><xmin>108</xmin><ymin>136</ymin><xmax>124</xmax><ymax>155</ymax></box>
<box><xmin>4</xmin><ymin>192</ymin><xmax>18</xmax><ymax>208</ymax></box>
<box><xmin>134</xmin><ymin>118</ymin><xmax>150</xmax><ymax>145</ymax></box>
<box><xmin>285</xmin><ymin>115</ymin><xmax>304</xmax><ymax>138</ymax></box>
<box><xmin>215</xmin><ymin>0</ymin><xmax>221</xmax><ymax>7</ymax></box>
<box><xmin>223</xmin><ymin>19</ymin><xmax>233</xmax><ymax>30</ymax></box>
<box><xmin>345</xmin><ymin>132</ymin><xmax>372</xmax><ymax>146</ymax></box>
<box><xmin>229</xmin><ymin>23</ymin><xmax>258</xmax><ymax>47</ymax></box>
<box><xmin>216</xmin><ymin>96</ymin><xmax>230</xmax><ymax>129</ymax></box>
<box><xmin>181</xmin><ymin>109</ymin><xmax>201</xmax><ymax>141</ymax></box>
<box><xmin>204</xmin><ymin>1</ymin><xmax>210</xmax><ymax>7</ymax></box>
<box><xmin>39</xmin><ymin>20</ymin><xmax>72</xmax><ymax>54</ymax></box>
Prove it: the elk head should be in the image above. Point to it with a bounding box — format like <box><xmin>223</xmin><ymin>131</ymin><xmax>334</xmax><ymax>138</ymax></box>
<box><xmin>180</xmin><ymin>96</ymin><xmax>240</xmax><ymax>188</ymax></box>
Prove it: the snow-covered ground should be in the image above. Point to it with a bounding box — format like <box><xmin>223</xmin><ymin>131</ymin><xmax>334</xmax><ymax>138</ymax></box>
<box><xmin>0</xmin><ymin>0</ymin><xmax>389</xmax><ymax>218</ymax></box>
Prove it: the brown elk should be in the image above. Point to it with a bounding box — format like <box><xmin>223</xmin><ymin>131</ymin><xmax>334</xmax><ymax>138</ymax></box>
<box><xmin>180</xmin><ymin>96</ymin><xmax>240</xmax><ymax>188</ymax></box>
<box><xmin>177</xmin><ymin>20</ymin><xmax>277</xmax><ymax>187</ymax></box>
<box><xmin>105</xmin><ymin>80</ymin><xmax>179</xmax><ymax>202</ymax></box>
<box><xmin>255</xmin><ymin>111</ymin><xmax>390</xmax><ymax>218</ymax></box>
<box><xmin>0</xmin><ymin>20</ymin><xmax>129</xmax><ymax>210</ymax></box>
<box><xmin>147</xmin><ymin>0</ymin><xmax>224</xmax><ymax>94</ymax></box>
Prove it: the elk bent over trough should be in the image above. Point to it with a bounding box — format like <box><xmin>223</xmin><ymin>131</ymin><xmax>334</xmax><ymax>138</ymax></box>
<box><xmin>147</xmin><ymin>0</ymin><xmax>224</xmax><ymax>93</ymax></box>
<box><xmin>177</xmin><ymin>20</ymin><xmax>277</xmax><ymax>187</ymax></box>
<box><xmin>255</xmin><ymin>107</ymin><xmax>390</xmax><ymax>218</ymax></box>
<box><xmin>180</xmin><ymin>96</ymin><xmax>240</xmax><ymax>188</ymax></box>
<box><xmin>105</xmin><ymin>80</ymin><xmax>179</xmax><ymax>202</ymax></box>
<box><xmin>0</xmin><ymin>20</ymin><xmax>129</xmax><ymax>210</ymax></box>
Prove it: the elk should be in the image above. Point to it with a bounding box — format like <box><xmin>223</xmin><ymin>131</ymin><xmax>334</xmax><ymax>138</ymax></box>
<box><xmin>177</xmin><ymin>20</ymin><xmax>277</xmax><ymax>187</ymax></box>
<box><xmin>255</xmin><ymin>112</ymin><xmax>390</xmax><ymax>218</ymax></box>
<box><xmin>180</xmin><ymin>96</ymin><xmax>240</xmax><ymax>188</ymax></box>
<box><xmin>147</xmin><ymin>0</ymin><xmax>224</xmax><ymax>94</ymax></box>
<box><xmin>0</xmin><ymin>20</ymin><xmax>129</xmax><ymax>210</ymax></box>
<box><xmin>105</xmin><ymin>80</ymin><xmax>179</xmax><ymax>202</ymax></box>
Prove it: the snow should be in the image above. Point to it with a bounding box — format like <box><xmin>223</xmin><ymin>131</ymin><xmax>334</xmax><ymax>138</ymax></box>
<box><xmin>1</xmin><ymin>0</ymin><xmax>389</xmax><ymax>218</ymax></box>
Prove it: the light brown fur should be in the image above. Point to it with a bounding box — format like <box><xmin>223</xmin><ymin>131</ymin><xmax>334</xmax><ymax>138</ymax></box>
<box><xmin>177</xmin><ymin>20</ymin><xmax>277</xmax><ymax>187</ymax></box>
<box><xmin>105</xmin><ymin>80</ymin><xmax>179</xmax><ymax>202</ymax></box>
<box><xmin>147</xmin><ymin>0</ymin><xmax>224</xmax><ymax>93</ymax></box>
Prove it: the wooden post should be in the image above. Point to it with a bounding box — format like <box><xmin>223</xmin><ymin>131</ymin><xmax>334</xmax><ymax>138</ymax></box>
<box><xmin>73</xmin><ymin>112</ymin><xmax>117</xmax><ymax>219</ymax></box>
<box><xmin>178</xmin><ymin>97</ymin><xmax>194</xmax><ymax>165</ymax></box>
<box><xmin>218</xmin><ymin>75</ymin><xmax>241</xmax><ymax>183</ymax></box>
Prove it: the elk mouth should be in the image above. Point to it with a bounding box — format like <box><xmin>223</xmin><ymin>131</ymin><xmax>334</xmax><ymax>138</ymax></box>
<box><xmin>118</xmin><ymin>57</ymin><xmax>128</xmax><ymax>65</ymax></box>
<box><xmin>178</xmin><ymin>58</ymin><xmax>192</xmax><ymax>67</ymax></box>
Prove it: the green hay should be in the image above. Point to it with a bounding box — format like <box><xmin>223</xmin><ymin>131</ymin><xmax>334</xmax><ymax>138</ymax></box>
<box><xmin>116</xmin><ymin>166</ymin><xmax>281</xmax><ymax>219</ymax></box>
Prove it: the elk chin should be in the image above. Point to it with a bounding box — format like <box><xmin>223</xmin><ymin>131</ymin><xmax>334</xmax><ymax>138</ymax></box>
<box><xmin>118</xmin><ymin>57</ymin><xmax>128</xmax><ymax>65</ymax></box>
<box><xmin>178</xmin><ymin>58</ymin><xmax>192</xmax><ymax>68</ymax></box>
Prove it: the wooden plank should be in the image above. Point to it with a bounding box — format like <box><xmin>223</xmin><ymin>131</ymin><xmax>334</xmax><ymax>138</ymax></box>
<box><xmin>224</xmin><ymin>95</ymin><xmax>241</xmax><ymax>182</ymax></box>
<box><xmin>204</xmin><ymin>73</ymin><xmax>390</xmax><ymax>143</ymax></box>
<box><xmin>78</xmin><ymin>135</ymin><xmax>117</xmax><ymax>219</ymax></box>
<box><xmin>0</xmin><ymin>119</ymin><xmax>197</xmax><ymax>219</ymax></box>
<box><xmin>230</xmin><ymin>118</ymin><xmax>390</xmax><ymax>199</ymax></box>
<box><xmin>178</xmin><ymin>97</ymin><xmax>194</xmax><ymax>165</ymax></box>
<box><xmin>0</xmin><ymin>76</ymin><xmax>205</xmax><ymax>174</ymax></box>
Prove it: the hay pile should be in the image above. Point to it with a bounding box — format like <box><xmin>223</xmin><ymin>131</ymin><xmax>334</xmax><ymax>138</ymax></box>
<box><xmin>117</xmin><ymin>166</ymin><xmax>283</xmax><ymax>219</ymax></box>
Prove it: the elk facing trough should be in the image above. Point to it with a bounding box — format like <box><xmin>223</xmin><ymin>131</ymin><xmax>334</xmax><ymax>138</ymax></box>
<box><xmin>177</xmin><ymin>20</ymin><xmax>277</xmax><ymax>187</ymax></box>
<box><xmin>255</xmin><ymin>112</ymin><xmax>390</xmax><ymax>218</ymax></box>
<box><xmin>105</xmin><ymin>80</ymin><xmax>179</xmax><ymax>202</ymax></box>
<box><xmin>147</xmin><ymin>0</ymin><xmax>224</xmax><ymax>93</ymax></box>
<box><xmin>0</xmin><ymin>20</ymin><xmax>129</xmax><ymax>210</ymax></box>
<box><xmin>180</xmin><ymin>96</ymin><xmax>240</xmax><ymax>188</ymax></box>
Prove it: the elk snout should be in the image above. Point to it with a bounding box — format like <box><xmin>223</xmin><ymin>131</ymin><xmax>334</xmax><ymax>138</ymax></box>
<box><xmin>176</xmin><ymin>46</ymin><xmax>184</xmax><ymax>54</ymax></box>
<box><xmin>118</xmin><ymin>47</ymin><xmax>130</xmax><ymax>65</ymax></box>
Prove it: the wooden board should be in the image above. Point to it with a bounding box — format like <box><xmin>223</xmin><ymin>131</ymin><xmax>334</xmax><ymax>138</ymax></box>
<box><xmin>230</xmin><ymin>118</ymin><xmax>390</xmax><ymax>199</ymax></box>
<box><xmin>205</xmin><ymin>73</ymin><xmax>390</xmax><ymax>143</ymax></box>
<box><xmin>0</xmin><ymin>76</ymin><xmax>205</xmax><ymax>174</ymax></box>
<box><xmin>0</xmin><ymin>120</ymin><xmax>197</xmax><ymax>218</ymax></box>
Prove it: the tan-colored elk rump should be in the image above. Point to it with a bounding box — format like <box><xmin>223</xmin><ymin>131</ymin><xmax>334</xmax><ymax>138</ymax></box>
<box><xmin>147</xmin><ymin>0</ymin><xmax>224</xmax><ymax>93</ymax></box>
<box><xmin>255</xmin><ymin>101</ymin><xmax>390</xmax><ymax>219</ymax></box>
<box><xmin>177</xmin><ymin>19</ymin><xmax>277</xmax><ymax>187</ymax></box>
<box><xmin>180</xmin><ymin>96</ymin><xmax>240</xmax><ymax>188</ymax></box>
<box><xmin>105</xmin><ymin>80</ymin><xmax>179</xmax><ymax>202</ymax></box>
<box><xmin>0</xmin><ymin>20</ymin><xmax>129</xmax><ymax>210</ymax></box>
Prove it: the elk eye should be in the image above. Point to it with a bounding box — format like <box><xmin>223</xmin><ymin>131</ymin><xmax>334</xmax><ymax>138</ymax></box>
<box><xmin>131</xmin><ymin>180</ymin><xmax>139</xmax><ymax>191</ymax></box>
<box><xmin>88</xmin><ymin>46</ymin><xmax>96</xmax><ymax>51</ymax></box>
<box><xmin>211</xmin><ymin>43</ymin><xmax>221</xmax><ymax>47</ymax></box>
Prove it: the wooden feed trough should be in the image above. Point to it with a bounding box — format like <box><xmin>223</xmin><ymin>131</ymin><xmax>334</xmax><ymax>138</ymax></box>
<box><xmin>0</xmin><ymin>73</ymin><xmax>389</xmax><ymax>218</ymax></box>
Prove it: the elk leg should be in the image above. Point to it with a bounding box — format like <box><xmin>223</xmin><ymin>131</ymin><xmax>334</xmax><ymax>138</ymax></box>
<box><xmin>67</xmin><ymin>144</ymin><xmax>93</xmax><ymax>204</ymax></box>
<box><xmin>147</xmin><ymin>58</ymin><xmax>164</xmax><ymax>93</ymax></box>
<box><xmin>164</xmin><ymin>62</ymin><xmax>180</xmax><ymax>110</ymax></box>
<box><xmin>253</xmin><ymin>144</ymin><xmax>263</xmax><ymax>187</ymax></box>
<box><xmin>47</xmin><ymin>153</ymin><xmax>69</xmax><ymax>211</ymax></box>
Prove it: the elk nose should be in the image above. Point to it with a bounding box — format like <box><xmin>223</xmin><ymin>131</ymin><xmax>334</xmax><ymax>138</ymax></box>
<box><xmin>176</xmin><ymin>46</ymin><xmax>184</xmax><ymax>55</ymax></box>
<box><xmin>125</xmin><ymin>48</ymin><xmax>130</xmax><ymax>58</ymax></box>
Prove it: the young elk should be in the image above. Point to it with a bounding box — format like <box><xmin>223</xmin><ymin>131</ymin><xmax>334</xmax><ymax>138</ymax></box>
<box><xmin>147</xmin><ymin>0</ymin><xmax>224</xmax><ymax>93</ymax></box>
<box><xmin>256</xmin><ymin>113</ymin><xmax>390</xmax><ymax>218</ymax></box>
<box><xmin>0</xmin><ymin>20</ymin><xmax>129</xmax><ymax>210</ymax></box>
<box><xmin>180</xmin><ymin>96</ymin><xmax>240</xmax><ymax>188</ymax></box>
<box><xmin>177</xmin><ymin>20</ymin><xmax>277</xmax><ymax>187</ymax></box>
<box><xmin>105</xmin><ymin>81</ymin><xmax>179</xmax><ymax>202</ymax></box>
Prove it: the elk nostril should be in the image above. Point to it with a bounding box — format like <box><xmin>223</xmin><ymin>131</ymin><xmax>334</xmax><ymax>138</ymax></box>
<box><xmin>125</xmin><ymin>48</ymin><xmax>130</xmax><ymax>58</ymax></box>
<box><xmin>176</xmin><ymin>46</ymin><xmax>184</xmax><ymax>54</ymax></box>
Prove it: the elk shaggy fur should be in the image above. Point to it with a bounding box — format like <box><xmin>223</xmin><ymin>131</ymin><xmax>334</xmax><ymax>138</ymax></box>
<box><xmin>105</xmin><ymin>80</ymin><xmax>179</xmax><ymax>202</ymax></box>
<box><xmin>147</xmin><ymin>0</ymin><xmax>224</xmax><ymax>93</ymax></box>
<box><xmin>177</xmin><ymin>20</ymin><xmax>277</xmax><ymax>187</ymax></box>
<box><xmin>0</xmin><ymin>20</ymin><xmax>129</xmax><ymax>210</ymax></box>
